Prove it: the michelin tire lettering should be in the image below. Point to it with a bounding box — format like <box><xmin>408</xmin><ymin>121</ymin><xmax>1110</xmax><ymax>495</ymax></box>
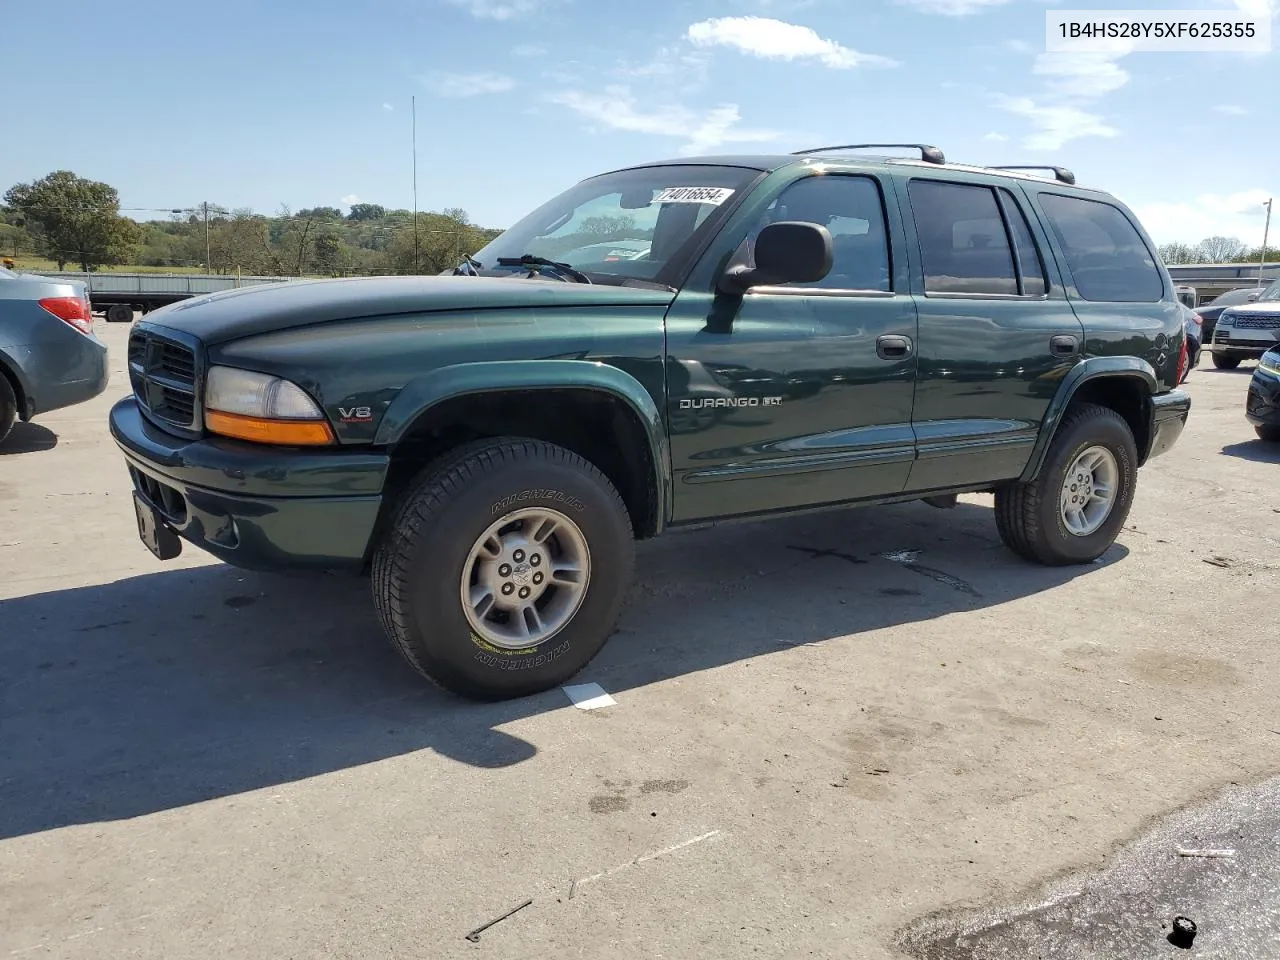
<box><xmin>491</xmin><ymin>489</ymin><xmax>586</xmax><ymax>516</ymax></box>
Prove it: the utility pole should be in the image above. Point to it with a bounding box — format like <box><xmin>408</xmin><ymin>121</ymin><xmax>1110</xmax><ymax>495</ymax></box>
<box><xmin>1259</xmin><ymin>198</ymin><xmax>1273</xmax><ymax>289</ymax></box>
<box><xmin>412</xmin><ymin>95</ymin><xmax>420</xmax><ymax>274</ymax></box>
<box><xmin>203</xmin><ymin>201</ymin><xmax>212</xmax><ymax>273</ymax></box>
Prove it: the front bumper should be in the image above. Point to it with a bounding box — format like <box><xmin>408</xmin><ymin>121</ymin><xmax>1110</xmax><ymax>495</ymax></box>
<box><xmin>109</xmin><ymin>397</ymin><xmax>390</xmax><ymax>572</ymax></box>
<box><xmin>1246</xmin><ymin>366</ymin><xmax>1280</xmax><ymax>428</ymax></box>
<box><xmin>1146</xmin><ymin>388</ymin><xmax>1191</xmax><ymax>462</ymax></box>
<box><xmin>1212</xmin><ymin>328</ymin><xmax>1280</xmax><ymax>357</ymax></box>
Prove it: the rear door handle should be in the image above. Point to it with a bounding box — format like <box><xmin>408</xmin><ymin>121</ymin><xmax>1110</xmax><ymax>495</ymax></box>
<box><xmin>1050</xmin><ymin>335</ymin><xmax>1079</xmax><ymax>357</ymax></box>
<box><xmin>876</xmin><ymin>334</ymin><xmax>913</xmax><ymax>360</ymax></box>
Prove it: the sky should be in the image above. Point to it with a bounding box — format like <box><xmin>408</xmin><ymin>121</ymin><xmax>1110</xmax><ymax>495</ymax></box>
<box><xmin>2</xmin><ymin>0</ymin><xmax>1276</xmax><ymax>247</ymax></box>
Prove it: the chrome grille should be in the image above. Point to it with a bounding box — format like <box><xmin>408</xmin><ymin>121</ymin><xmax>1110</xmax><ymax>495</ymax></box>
<box><xmin>128</xmin><ymin>328</ymin><xmax>199</xmax><ymax>433</ymax></box>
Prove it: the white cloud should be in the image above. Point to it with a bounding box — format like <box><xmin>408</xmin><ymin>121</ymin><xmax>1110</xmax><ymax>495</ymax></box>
<box><xmin>548</xmin><ymin>86</ymin><xmax>781</xmax><ymax>155</ymax></box>
<box><xmin>983</xmin><ymin>132</ymin><xmax>1008</xmax><ymax>141</ymax></box>
<box><xmin>685</xmin><ymin>16</ymin><xmax>898</xmax><ymax>68</ymax></box>
<box><xmin>1232</xmin><ymin>0</ymin><xmax>1278</xmax><ymax>17</ymax></box>
<box><xmin>423</xmin><ymin>71</ymin><xmax>516</xmax><ymax>97</ymax></box>
<box><xmin>341</xmin><ymin>194</ymin><xmax>361</xmax><ymax>207</ymax></box>
<box><xmin>1032</xmin><ymin>50</ymin><xmax>1131</xmax><ymax>98</ymax></box>
<box><xmin>512</xmin><ymin>43</ymin><xmax>547</xmax><ymax>56</ymax></box>
<box><xmin>1004</xmin><ymin>38</ymin><xmax>1033</xmax><ymax>54</ymax></box>
<box><xmin>616</xmin><ymin>46</ymin><xmax>711</xmax><ymax>81</ymax></box>
<box><xmin>1134</xmin><ymin>190</ymin><xmax>1275</xmax><ymax>245</ymax></box>
<box><xmin>895</xmin><ymin>0</ymin><xmax>1017</xmax><ymax>14</ymax></box>
<box><xmin>996</xmin><ymin>96</ymin><xmax>1120</xmax><ymax>150</ymax></box>
<box><xmin>382</xmin><ymin>102</ymin><xmax>394</xmax><ymax>112</ymax></box>
<box><xmin>447</xmin><ymin>0</ymin><xmax>546</xmax><ymax>19</ymax></box>
<box><xmin>1215</xmin><ymin>104</ymin><xmax>1250</xmax><ymax>116</ymax></box>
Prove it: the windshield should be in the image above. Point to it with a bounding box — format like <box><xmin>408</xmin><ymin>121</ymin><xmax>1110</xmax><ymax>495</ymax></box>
<box><xmin>468</xmin><ymin>164</ymin><xmax>762</xmax><ymax>287</ymax></box>
<box><xmin>1260</xmin><ymin>279</ymin><xmax>1280</xmax><ymax>302</ymax></box>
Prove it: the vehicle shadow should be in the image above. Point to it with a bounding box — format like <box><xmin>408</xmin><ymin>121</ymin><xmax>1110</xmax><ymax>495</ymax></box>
<box><xmin>0</xmin><ymin>499</ymin><xmax>1126</xmax><ymax>840</ymax></box>
<box><xmin>0</xmin><ymin>422</ymin><xmax>58</xmax><ymax>455</ymax></box>
<box><xmin>1221</xmin><ymin>439</ymin><xmax>1280</xmax><ymax>463</ymax></box>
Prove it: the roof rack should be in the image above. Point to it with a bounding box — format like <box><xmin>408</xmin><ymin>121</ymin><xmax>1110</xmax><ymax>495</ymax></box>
<box><xmin>989</xmin><ymin>165</ymin><xmax>1076</xmax><ymax>185</ymax></box>
<box><xmin>791</xmin><ymin>143</ymin><xmax>946</xmax><ymax>165</ymax></box>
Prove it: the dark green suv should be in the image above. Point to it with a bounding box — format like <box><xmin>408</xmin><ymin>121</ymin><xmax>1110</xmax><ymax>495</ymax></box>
<box><xmin>110</xmin><ymin>144</ymin><xmax>1191</xmax><ymax>700</ymax></box>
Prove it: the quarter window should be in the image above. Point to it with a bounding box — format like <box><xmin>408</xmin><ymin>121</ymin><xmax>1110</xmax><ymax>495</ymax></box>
<box><xmin>1037</xmin><ymin>193</ymin><xmax>1163</xmax><ymax>302</ymax></box>
<box><xmin>907</xmin><ymin>180</ymin><xmax>1018</xmax><ymax>296</ymax></box>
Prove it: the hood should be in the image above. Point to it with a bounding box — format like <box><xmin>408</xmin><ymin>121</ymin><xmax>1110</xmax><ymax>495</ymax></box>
<box><xmin>142</xmin><ymin>274</ymin><xmax>676</xmax><ymax>345</ymax></box>
<box><xmin>1224</xmin><ymin>300</ymin><xmax>1280</xmax><ymax>317</ymax></box>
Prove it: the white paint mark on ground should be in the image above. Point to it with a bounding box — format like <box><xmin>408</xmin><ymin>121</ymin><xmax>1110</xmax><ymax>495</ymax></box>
<box><xmin>562</xmin><ymin>682</ymin><xmax>616</xmax><ymax>710</ymax></box>
<box><xmin>570</xmin><ymin>830</ymin><xmax>723</xmax><ymax>898</ymax></box>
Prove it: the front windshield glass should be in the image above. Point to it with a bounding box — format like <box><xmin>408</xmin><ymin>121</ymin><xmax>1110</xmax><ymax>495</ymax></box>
<box><xmin>469</xmin><ymin>164</ymin><xmax>762</xmax><ymax>286</ymax></box>
<box><xmin>1260</xmin><ymin>279</ymin><xmax>1280</xmax><ymax>302</ymax></box>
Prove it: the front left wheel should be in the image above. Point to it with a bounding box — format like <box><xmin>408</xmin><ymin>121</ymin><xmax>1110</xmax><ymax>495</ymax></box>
<box><xmin>371</xmin><ymin>438</ymin><xmax>635</xmax><ymax>701</ymax></box>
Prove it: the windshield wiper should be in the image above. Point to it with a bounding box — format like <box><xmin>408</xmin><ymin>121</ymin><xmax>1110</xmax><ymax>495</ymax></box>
<box><xmin>453</xmin><ymin>253</ymin><xmax>483</xmax><ymax>276</ymax></box>
<box><xmin>496</xmin><ymin>254</ymin><xmax>592</xmax><ymax>284</ymax></box>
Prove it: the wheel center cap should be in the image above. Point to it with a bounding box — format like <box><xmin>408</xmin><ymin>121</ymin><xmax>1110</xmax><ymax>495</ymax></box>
<box><xmin>511</xmin><ymin>562</ymin><xmax>534</xmax><ymax>585</ymax></box>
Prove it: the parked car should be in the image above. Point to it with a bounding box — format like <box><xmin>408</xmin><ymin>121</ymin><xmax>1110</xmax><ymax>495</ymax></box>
<box><xmin>1246</xmin><ymin>346</ymin><xmax>1280</xmax><ymax>442</ymax></box>
<box><xmin>1210</xmin><ymin>280</ymin><xmax>1280</xmax><ymax>368</ymax></box>
<box><xmin>109</xmin><ymin>144</ymin><xmax>1190</xmax><ymax>700</ymax></box>
<box><xmin>1181</xmin><ymin>303</ymin><xmax>1202</xmax><ymax>381</ymax></box>
<box><xmin>0</xmin><ymin>266</ymin><xmax>110</xmax><ymax>444</ymax></box>
<box><xmin>1197</xmin><ymin>282</ymin><xmax>1275</xmax><ymax>343</ymax></box>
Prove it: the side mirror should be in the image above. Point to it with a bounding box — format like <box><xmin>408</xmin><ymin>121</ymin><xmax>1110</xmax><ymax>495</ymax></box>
<box><xmin>1247</xmin><ymin>292</ymin><xmax>1260</xmax><ymax>302</ymax></box>
<box><xmin>718</xmin><ymin>221</ymin><xmax>833</xmax><ymax>295</ymax></box>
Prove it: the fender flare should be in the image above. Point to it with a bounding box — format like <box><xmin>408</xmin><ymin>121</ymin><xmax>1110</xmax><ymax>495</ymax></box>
<box><xmin>374</xmin><ymin>359</ymin><xmax>671</xmax><ymax>533</ymax></box>
<box><xmin>1019</xmin><ymin>356</ymin><xmax>1157</xmax><ymax>482</ymax></box>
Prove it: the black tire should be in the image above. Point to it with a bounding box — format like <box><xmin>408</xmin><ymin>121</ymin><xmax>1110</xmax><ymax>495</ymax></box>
<box><xmin>106</xmin><ymin>304</ymin><xmax>134</xmax><ymax>323</ymax></box>
<box><xmin>1212</xmin><ymin>352</ymin><xmax>1241</xmax><ymax>370</ymax></box>
<box><xmin>0</xmin><ymin>372</ymin><xmax>16</xmax><ymax>445</ymax></box>
<box><xmin>1256</xmin><ymin>425</ymin><xmax>1280</xmax><ymax>443</ymax></box>
<box><xmin>371</xmin><ymin>437</ymin><xmax>635</xmax><ymax>701</ymax></box>
<box><xmin>994</xmin><ymin>403</ymin><xmax>1138</xmax><ymax>566</ymax></box>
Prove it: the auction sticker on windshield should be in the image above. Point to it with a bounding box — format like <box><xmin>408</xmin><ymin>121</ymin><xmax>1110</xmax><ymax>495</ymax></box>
<box><xmin>655</xmin><ymin>186</ymin><xmax>736</xmax><ymax>205</ymax></box>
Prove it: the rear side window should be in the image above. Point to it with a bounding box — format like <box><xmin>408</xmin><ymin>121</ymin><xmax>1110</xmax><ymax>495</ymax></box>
<box><xmin>1036</xmin><ymin>194</ymin><xmax>1163</xmax><ymax>302</ymax></box>
<box><xmin>907</xmin><ymin>180</ymin><xmax>1018</xmax><ymax>296</ymax></box>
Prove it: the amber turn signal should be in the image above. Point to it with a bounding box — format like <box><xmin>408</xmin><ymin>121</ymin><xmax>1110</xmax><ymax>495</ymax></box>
<box><xmin>205</xmin><ymin>410</ymin><xmax>335</xmax><ymax>446</ymax></box>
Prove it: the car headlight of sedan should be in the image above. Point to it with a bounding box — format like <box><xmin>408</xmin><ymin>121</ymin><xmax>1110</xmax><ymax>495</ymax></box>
<box><xmin>1259</xmin><ymin>352</ymin><xmax>1280</xmax><ymax>376</ymax></box>
<box><xmin>204</xmin><ymin>365</ymin><xmax>335</xmax><ymax>445</ymax></box>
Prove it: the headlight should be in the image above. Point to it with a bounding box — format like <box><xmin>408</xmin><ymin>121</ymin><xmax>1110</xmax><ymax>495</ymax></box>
<box><xmin>1260</xmin><ymin>352</ymin><xmax>1280</xmax><ymax>376</ymax></box>
<box><xmin>204</xmin><ymin>366</ymin><xmax>334</xmax><ymax>445</ymax></box>
<box><xmin>1217</xmin><ymin>311</ymin><xmax>1235</xmax><ymax>326</ymax></box>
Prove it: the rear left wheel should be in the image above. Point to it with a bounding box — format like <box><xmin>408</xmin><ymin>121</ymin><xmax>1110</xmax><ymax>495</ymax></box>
<box><xmin>106</xmin><ymin>304</ymin><xmax>134</xmax><ymax>323</ymax></box>
<box><xmin>995</xmin><ymin>403</ymin><xmax>1138</xmax><ymax>566</ymax></box>
<box><xmin>0</xmin><ymin>372</ymin><xmax>16</xmax><ymax>445</ymax></box>
<box><xmin>371</xmin><ymin>438</ymin><xmax>635</xmax><ymax>701</ymax></box>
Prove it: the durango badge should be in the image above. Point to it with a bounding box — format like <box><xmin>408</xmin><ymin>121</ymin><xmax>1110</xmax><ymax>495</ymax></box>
<box><xmin>679</xmin><ymin>397</ymin><xmax>782</xmax><ymax>409</ymax></box>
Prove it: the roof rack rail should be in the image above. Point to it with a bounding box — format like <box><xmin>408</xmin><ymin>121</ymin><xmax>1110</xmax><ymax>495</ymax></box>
<box><xmin>791</xmin><ymin>143</ymin><xmax>946</xmax><ymax>165</ymax></box>
<box><xmin>989</xmin><ymin>165</ymin><xmax>1076</xmax><ymax>185</ymax></box>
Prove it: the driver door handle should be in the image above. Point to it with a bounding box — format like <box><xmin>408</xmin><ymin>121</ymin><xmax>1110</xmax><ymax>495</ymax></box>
<box><xmin>876</xmin><ymin>334</ymin><xmax>913</xmax><ymax>361</ymax></box>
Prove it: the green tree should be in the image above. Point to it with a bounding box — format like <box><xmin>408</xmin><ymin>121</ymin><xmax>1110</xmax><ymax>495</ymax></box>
<box><xmin>1157</xmin><ymin>242</ymin><xmax>1195</xmax><ymax>265</ymax></box>
<box><xmin>4</xmin><ymin>170</ymin><xmax>140</xmax><ymax>270</ymax></box>
<box><xmin>347</xmin><ymin>203</ymin><xmax>386</xmax><ymax>222</ymax></box>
